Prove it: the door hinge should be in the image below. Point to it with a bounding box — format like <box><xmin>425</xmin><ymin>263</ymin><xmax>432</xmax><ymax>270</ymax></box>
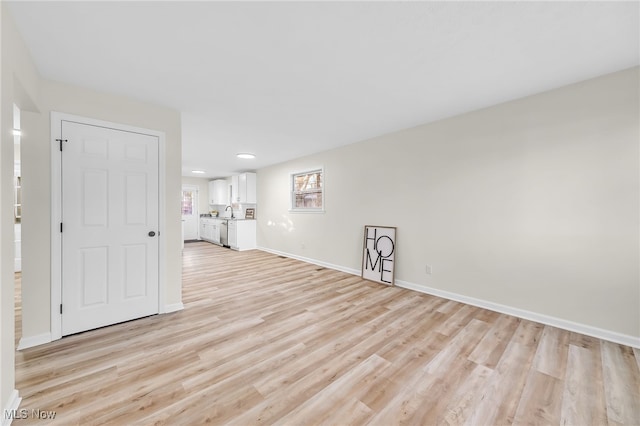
<box><xmin>56</xmin><ymin>138</ymin><xmax>68</xmax><ymax>152</ymax></box>
<box><xmin>60</xmin><ymin>304</ymin><xmax>63</xmax><ymax>314</ymax></box>
<box><xmin>60</xmin><ymin>223</ymin><xmax>63</xmax><ymax>233</ymax></box>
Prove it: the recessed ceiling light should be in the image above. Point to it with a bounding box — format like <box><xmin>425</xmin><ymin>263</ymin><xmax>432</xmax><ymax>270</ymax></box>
<box><xmin>192</xmin><ymin>170</ymin><xmax>205</xmax><ymax>174</ymax></box>
<box><xmin>237</xmin><ymin>153</ymin><xmax>256</xmax><ymax>159</ymax></box>
<box><xmin>12</xmin><ymin>129</ymin><xmax>21</xmax><ymax>136</ymax></box>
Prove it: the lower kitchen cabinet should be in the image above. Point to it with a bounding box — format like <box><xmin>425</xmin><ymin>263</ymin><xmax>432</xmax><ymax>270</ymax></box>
<box><xmin>227</xmin><ymin>220</ymin><xmax>256</xmax><ymax>251</ymax></box>
<box><xmin>200</xmin><ymin>218</ymin><xmax>221</xmax><ymax>245</ymax></box>
<box><xmin>201</xmin><ymin>218</ymin><xmax>255</xmax><ymax>250</ymax></box>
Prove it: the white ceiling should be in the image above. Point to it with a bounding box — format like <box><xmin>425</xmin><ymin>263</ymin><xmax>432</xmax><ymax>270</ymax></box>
<box><xmin>7</xmin><ymin>1</ymin><xmax>639</xmax><ymax>179</ymax></box>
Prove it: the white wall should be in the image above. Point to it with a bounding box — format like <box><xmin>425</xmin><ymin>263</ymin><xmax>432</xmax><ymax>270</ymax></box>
<box><xmin>257</xmin><ymin>67</ymin><xmax>640</xmax><ymax>343</ymax></box>
<box><xmin>1</xmin><ymin>5</ymin><xmax>184</xmax><ymax>416</ymax></box>
<box><xmin>1</xmin><ymin>3</ymin><xmax>42</xmax><ymax>417</ymax></box>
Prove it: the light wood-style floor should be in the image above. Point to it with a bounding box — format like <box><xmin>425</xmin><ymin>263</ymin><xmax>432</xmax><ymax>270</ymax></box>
<box><xmin>14</xmin><ymin>242</ymin><xmax>640</xmax><ymax>425</ymax></box>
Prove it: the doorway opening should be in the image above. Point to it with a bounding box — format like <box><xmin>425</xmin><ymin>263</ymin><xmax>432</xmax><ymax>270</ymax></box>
<box><xmin>13</xmin><ymin>104</ymin><xmax>21</xmax><ymax>273</ymax></box>
<box><xmin>182</xmin><ymin>185</ymin><xmax>199</xmax><ymax>243</ymax></box>
<box><xmin>14</xmin><ymin>104</ymin><xmax>22</xmax><ymax>348</ymax></box>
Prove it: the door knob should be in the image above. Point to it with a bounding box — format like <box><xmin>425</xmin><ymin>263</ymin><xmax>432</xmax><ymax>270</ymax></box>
<box><xmin>148</xmin><ymin>231</ymin><xmax>156</xmax><ymax>237</ymax></box>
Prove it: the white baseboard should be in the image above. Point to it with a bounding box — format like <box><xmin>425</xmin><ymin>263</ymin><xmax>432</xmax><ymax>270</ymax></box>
<box><xmin>2</xmin><ymin>389</ymin><xmax>22</xmax><ymax>426</ymax></box>
<box><xmin>17</xmin><ymin>332</ymin><xmax>52</xmax><ymax>350</ymax></box>
<box><xmin>396</xmin><ymin>280</ymin><xmax>640</xmax><ymax>349</ymax></box>
<box><xmin>257</xmin><ymin>246</ymin><xmax>361</xmax><ymax>276</ymax></box>
<box><xmin>20</xmin><ymin>309</ymin><xmax>184</xmax><ymax>350</ymax></box>
<box><xmin>258</xmin><ymin>247</ymin><xmax>640</xmax><ymax>349</ymax></box>
<box><xmin>163</xmin><ymin>303</ymin><xmax>184</xmax><ymax>314</ymax></box>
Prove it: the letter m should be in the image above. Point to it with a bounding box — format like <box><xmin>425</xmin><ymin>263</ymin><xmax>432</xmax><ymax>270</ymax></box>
<box><xmin>365</xmin><ymin>248</ymin><xmax>382</xmax><ymax>272</ymax></box>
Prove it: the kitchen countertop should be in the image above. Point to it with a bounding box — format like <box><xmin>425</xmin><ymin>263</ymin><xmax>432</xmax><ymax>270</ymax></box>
<box><xmin>200</xmin><ymin>216</ymin><xmax>254</xmax><ymax>221</ymax></box>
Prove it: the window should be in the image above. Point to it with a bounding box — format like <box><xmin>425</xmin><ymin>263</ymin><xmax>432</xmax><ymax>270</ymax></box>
<box><xmin>291</xmin><ymin>169</ymin><xmax>324</xmax><ymax>212</ymax></box>
<box><xmin>181</xmin><ymin>189</ymin><xmax>194</xmax><ymax>216</ymax></box>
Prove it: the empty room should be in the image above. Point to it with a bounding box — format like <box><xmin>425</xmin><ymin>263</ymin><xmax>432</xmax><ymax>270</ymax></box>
<box><xmin>1</xmin><ymin>1</ymin><xmax>639</xmax><ymax>425</ymax></box>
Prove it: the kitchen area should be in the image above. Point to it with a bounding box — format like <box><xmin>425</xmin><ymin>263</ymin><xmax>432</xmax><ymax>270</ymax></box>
<box><xmin>198</xmin><ymin>172</ymin><xmax>257</xmax><ymax>251</ymax></box>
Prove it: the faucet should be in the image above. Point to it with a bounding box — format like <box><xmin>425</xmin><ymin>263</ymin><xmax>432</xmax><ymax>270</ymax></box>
<box><xmin>225</xmin><ymin>205</ymin><xmax>234</xmax><ymax>218</ymax></box>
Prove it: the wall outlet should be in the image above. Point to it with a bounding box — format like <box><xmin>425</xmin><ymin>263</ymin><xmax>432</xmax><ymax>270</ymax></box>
<box><xmin>426</xmin><ymin>264</ymin><xmax>433</xmax><ymax>275</ymax></box>
<box><xmin>301</xmin><ymin>243</ymin><xmax>306</xmax><ymax>249</ymax></box>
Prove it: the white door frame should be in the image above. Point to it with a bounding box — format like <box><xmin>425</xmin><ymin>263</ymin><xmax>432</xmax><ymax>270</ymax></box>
<box><xmin>50</xmin><ymin>112</ymin><xmax>167</xmax><ymax>341</ymax></box>
<box><xmin>182</xmin><ymin>184</ymin><xmax>199</xmax><ymax>240</ymax></box>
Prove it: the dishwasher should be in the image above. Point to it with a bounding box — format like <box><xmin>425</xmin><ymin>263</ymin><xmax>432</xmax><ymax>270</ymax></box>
<box><xmin>219</xmin><ymin>219</ymin><xmax>229</xmax><ymax>247</ymax></box>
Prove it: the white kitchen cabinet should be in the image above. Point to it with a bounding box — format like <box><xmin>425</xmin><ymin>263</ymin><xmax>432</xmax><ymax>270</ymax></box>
<box><xmin>212</xmin><ymin>219</ymin><xmax>220</xmax><ymax>244</ymax></box>
<box><xmin>200</xmin><ymin>218</ymin><xmax>221</xmax><ymax>245</ymax></box>
<box><xmin>227</xmin><ymin>219</ymin><xmax>256</xmax><ymax>251</ymax></box>
<box><xmin>231</xmin><ymin>175</ymin><xmax>239</xmax><ymax>203</ymax></box>
<box><xmin>208</xmin><ymin>181</ymin><xmax>215</xmax><ymax>205</ymax></box>
<box><xmin>201</xmin><ymin>218</ymin><xmax>212</xmax><ymax>242</ymax></box>
<box><xmin>208</xmin><ymin>179</ymin><xmax>229</xmax><ymax>205</ymax></box>
<box><xmin>231</xmin><ymin>173</ymin><xmax>256</xmax><ymax>204</ymax></box>
<box><xmin>200</xmin><ymin>220</ymin><xmax>207</xmax><ymax>240</ymax></box>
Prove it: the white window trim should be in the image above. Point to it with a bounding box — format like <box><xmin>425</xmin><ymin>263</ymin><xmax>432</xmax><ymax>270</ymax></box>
<box><xmin>289</xmin><ymin>167</ymin><xmax>325</xmax><ymax>213</ymax></box>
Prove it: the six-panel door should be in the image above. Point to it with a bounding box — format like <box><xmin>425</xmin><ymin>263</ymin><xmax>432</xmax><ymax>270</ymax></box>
<box><xmin>61</xmin><ymin>120</ymin><xmax>159</xmax><ymax>336</ymax></box>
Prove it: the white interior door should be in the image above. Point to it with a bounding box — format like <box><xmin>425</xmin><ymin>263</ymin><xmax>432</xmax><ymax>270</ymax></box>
<box><xmin>61</xmin><ymin>120</ymin><xmax>159</xmax><ymax>336</ymax></box>
<box><xmin>181</xmin><ymin>185</ymin><xmax>199</xmax><ymax>240</ymax></box>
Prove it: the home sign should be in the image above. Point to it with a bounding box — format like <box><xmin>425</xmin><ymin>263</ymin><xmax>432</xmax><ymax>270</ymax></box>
<box><xmin>361</xmin><ymin>225</ymin><xmax>396</xmax><ymax>286</ymax></box>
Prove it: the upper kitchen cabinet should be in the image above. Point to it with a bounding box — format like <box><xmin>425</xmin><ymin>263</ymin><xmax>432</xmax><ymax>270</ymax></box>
<box><xmin>209</xmin><ymin>179</ymin><xmax>229</xmax><ymax>205</ymax></box>
<box><xmin>231</xmin><ymin>172</ymin><xmax>256</xmax><ymax>204</ymax></box>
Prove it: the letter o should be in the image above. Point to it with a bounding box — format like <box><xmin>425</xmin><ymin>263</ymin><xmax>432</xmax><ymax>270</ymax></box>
<box><xmin>376</xmin><ymin>235</ymin><xmax>395</xmax><ymax>258</ymax></box>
